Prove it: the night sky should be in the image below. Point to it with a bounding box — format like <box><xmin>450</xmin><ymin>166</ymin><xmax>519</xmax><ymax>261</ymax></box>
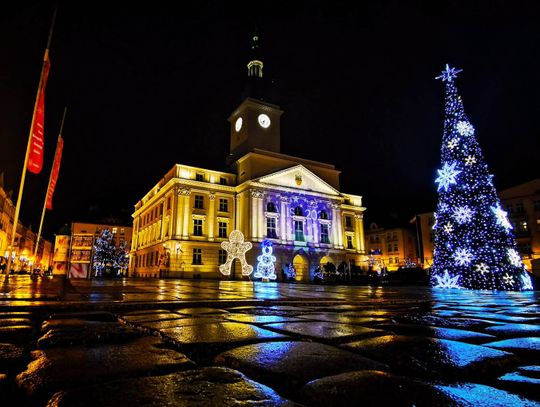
<box><xmin>1</xmin><ymin>1</ymin><xmax>539</xmax><ymax>240</ymax></box>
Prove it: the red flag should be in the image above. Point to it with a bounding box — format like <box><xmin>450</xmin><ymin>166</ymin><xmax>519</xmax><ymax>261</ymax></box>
<box><xmin>46</xmin><ymin>136</ymin><xmax>63</xmax><ymax>210</ymax></box>
<box><xmin>28</xmin><ymin>55</ymin><xmax>51</xmax><ymax>174</ymax></box>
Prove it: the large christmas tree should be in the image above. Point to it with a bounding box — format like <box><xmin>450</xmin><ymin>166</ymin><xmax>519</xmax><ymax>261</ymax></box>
<box><xmin>92</xmin><ymin>229</ymin><xmax>128</xmax><ymax>277</ymax></box>
<box><xmin>431</xmin><ymin>65</ymin><xmax>533</xmax><ymax>291</ymax></box>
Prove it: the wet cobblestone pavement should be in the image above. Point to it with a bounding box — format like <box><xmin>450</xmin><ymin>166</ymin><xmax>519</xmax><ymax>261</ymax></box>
<box><xmin>0</xmin><ymin>276</ymin><xmax>539</xmax><ymax>406</ymax></box>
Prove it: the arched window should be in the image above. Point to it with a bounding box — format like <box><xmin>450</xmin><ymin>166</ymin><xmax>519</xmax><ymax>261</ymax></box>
<box><xmin>266</xmin><ymin>202</ymin><xmax>277</xmax><ymax>213</ymax></box>
<box><xmin>294</xmin><ymin>206</ymin><xmax>303</xmax><ymax>216</ymax></box>
<box><xmin>319</xmin><ymin>210</ymin><xmax>328</xmax><ymax>220</ymax></box>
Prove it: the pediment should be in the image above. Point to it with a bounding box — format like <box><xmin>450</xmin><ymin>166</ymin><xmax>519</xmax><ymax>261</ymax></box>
<box><xmin>256</xmin><ymin>165</ymin><xmax>340</xmax><ymax>196</ymax></box>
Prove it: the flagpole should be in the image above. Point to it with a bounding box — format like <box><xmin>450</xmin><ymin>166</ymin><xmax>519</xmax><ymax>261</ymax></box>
<box><xmin>5</xmin><ymin>8</ymin><xmax>57</xmax><ymax>275</ymax></box>
<box><xmin>33</xmin><ymin>107</ymin><xmax>67</xmax><ymax>264</ymax></box>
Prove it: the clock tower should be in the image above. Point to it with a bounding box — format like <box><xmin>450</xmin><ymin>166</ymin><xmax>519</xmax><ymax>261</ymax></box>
<box><xmin>226</xmin><ymin>34</ymin><xmax>283</xmax><ymax>165</ymax></box>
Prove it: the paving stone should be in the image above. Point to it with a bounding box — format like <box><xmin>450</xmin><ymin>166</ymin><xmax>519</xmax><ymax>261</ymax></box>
<box><xmin>341</xmin><ymin>335</ymin><xmax>517</xmax><ymax>380</ymax></box>
<box><xmin>295</xmin><ymin>313</ymin><xmax>388</xmax><ymax>325</ymax></box>
<box><xmin>484</xmin><ymin>323</ymin><xmax>540</xmax><ymax>338</ymax></box>
<box><xmin>225</xmin><ymin>313</ymin><xmax>306</xmax><ymax>325</ymax></box>
<box><xmin>0</xmin><ymin>343</ymin><xmax>29</xmax><ymax>372</ymax></box>
<box><xmin>496</xmin><ymin>369</ymin><xmax>540</xmax><ymax>401</ymax></box>
<box><xmin>0</xmin><ymin>325</ymin><xmax>35</xmax><ymax>344</ymax></box>
<box><xmin>435</xmin><ymin>382</ymin><xmax>539</xmax><ymax>406</ymax></box>
<box><xmin>375</xmin><ymin>323</ymin><xmax>497</xmax><ymax>344</ymax></box>
<box><xmin>299</xmin><ymin>370</ymin><xmax>455</xmax><ymax>407</ymax></box>
<box><xmin>41</xmin><ymin>318</ymin><xmax>119</xmax><ymax>333</ymax></box>
<box><xmin>48</xmin><ymin>311</ymin><xmax>117</xmax><ymax>322</ymax></box>
<box><xmin>121</xmin><ymin>309</ymin><xmax>179</xmax><ymax>316</ymax></box>
<box><xmin>121</xmin><ymin>312</ymin><xmax>185</xmax><ymax>323</ymax></box>
<box><xmin>139</xmin><ymin>317</ymin><xmax>225</xmax><ymax>330</ymax></box>
<box><xmin>215</xmin><ymin>341</ymin><xmax>388</xmax><ymax>394</ymax></box>
<box><xmin>263</xmin><ymin>322</ymin><xmax>387</xmax><ymax>343</ymax></box>
<box><xmin>0</xmin><ymin>318</ymin><xmax>33</xmax><ymax>327</ymax></box>
<box><xmin>0</xmin><ymin>312</ymin><xmax>34</xmax><ymax>320</ymax></box>
<box><xmin>46</xmin><ymin>367</ymin><xmax>299</xmax><ymax>406</ymax></box>
<box><xmin>460</xmin><ymin>312</ymin><xmax>539</xmax><ymax>323</ymax></box>
<box><xmin>483</xmin><ymin>337</ymin><xmax>540</xmax><ymax>359</ymax></box>
<box><xmin>37</xmin><ymin>323</ymin><xmax>144</xmax><ymax>348</ymax></box>
<box><xmin>16</xmin><ymin>336</ymin><xmax>195</xmax><ymax>403</ymax></box>
<box><xmin>395</xmin><ymin>313</ymin><xmax>500</xmax><ymax>329</ymax></box>
<box><xmin>175</xmin><ymin>307</ymin><xmax>229</xmax><ymax>315</ymax></box>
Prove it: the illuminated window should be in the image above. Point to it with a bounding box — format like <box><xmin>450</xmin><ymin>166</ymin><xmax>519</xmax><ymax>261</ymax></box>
<box><xmin>267</xmin><ymin>202</ymin><xmax>277</xmax><ymax>212</ymax></box>
<box><xmin>218</xmin><ymin>222</ymin><xmax>227</xmax><ymax>238</ymax></box>
<box><xmin>294</xmin><ymin>221</ymin><xmax>304</xmax><ymax>241</ymax></box>
<box><xmin>112</xmin><ymin>228</ymin><xmax>117</xmax><ymax>234</ymax></box>
<box><xmin>194</xmin><ymin>195</ymin><xmax>204</xmax><ymax>209</ymax></box>
<box><xmin>320</xmin><ymin>224</ymin><xmax>330</xmax><ymax>243</ymax></box>
<box><xmin>267</xmin><ymin>218</ymin><xmax>277</xmax><ymax>238</ymax></box>
<box><xmin>218</xmin><ymin>249</ymin><xmax>227</xmax><ymax>265</ymax></box>
<box><xmin>219</xmin><ymin>199</ymin><xmax>228</xmax><ymax>212</ymax></box>
<box><xmin>192</xmin><ymin>248</ymin><xmax>202</xmax><ymax>265</ymax></box>
<box><xmin>345</xmin><ymin>216</ymin><xmax>353</xmax><ymax>228</ymax></box>
<box><xmin>389</xmin><ymin>257</ymin><xmax>393</xmax><ymax>264</ymax></box>
<box><xmin>193</xmin><ymin>219</ymin><xmax>203</xmax><ymax>236</ymax></box>
<box><xmin>319</xmin><ymin>210</ymin><xmax>328</xmax><ymax>220</ymax></box>
<box><xmin>196</xmin><ymin>173</ymin><xmax>204</xmax><ymax>182</ymax></box>
<box><xmin>347</xmin><ymin>235</ymin><xmax>354</xmax><ymax>249</ymax></box>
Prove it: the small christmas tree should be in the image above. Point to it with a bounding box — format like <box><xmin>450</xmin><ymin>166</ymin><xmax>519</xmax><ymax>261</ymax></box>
<box><xmin>431</xmin><ymin>65</ymin><xmax>533</xmax><ymax>291</ymax></box>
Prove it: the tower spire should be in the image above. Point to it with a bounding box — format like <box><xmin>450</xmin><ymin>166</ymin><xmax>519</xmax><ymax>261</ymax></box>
<box><xmin>247</xmin><ymin>31</ymin><xmax>263</xmax><ymax>78</ymax></box>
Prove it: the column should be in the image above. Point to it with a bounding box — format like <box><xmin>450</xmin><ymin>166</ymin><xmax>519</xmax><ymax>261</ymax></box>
<box><xmin>355</xmin><ymin>213</ymin><xmax>365</xmax><ymax>253</ymax></box>
<box><xmin>159</xmin><ymin>201</ymin><xmax>165</xmax><ymax>241</ymax></box>
<box><xmin>181</xmin><ymin>188</ymin><xmax>191</xmax><ymax>239</ymax></box>
<box><xmin>250</xmin><ymin>190</ymin><xmax>259</xmax><ymax>240</ymax></box>
<box><xmin>336</xmin><ymin>205</ymin><xmax>344</xmax><ymax>248</ymax></box>
<box><xmin>172</xmin><ymin>188</ymin><xmax>181</xmax><ymax>238</ymax></box>
<box><xmin>331</xmin><ymin>203</ymin><xmax>339</xmax><ymax>248</ymax></box>
<box><xmin>208</xmin><ymin>192</ymin><xmax>216</xmax><ymax>241</ymax></box>
<box><xmin>279</xmin><ymin>196</ymin><xmax>287</xmax><ymax>244</ymax></box>
<box><xmin>309</xmin><ymin>200</ymin><xmax>318</xmax><ymax>244</ymax></box>
<box><xmin>281</xmin><ymin>196</ymin><xmax>292</xmax><ymax>243</ymax></box>
<box><xmin>257</xmin><ymin>192</ymin><xmax>265</xmax><ymax>240</ymax></box>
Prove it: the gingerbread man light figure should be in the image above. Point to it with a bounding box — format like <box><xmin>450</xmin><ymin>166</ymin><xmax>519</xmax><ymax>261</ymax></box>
<box><xmin>219</xmin><ymin>230</ymin><xmax>253</xmax><ymax>276</ymax></box>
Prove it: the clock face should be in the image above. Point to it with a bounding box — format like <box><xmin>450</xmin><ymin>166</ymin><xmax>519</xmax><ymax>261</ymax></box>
<box><xmin>235</xmin><ymin>117</ymin><xmax>243</xmax><ymax>132</ymax></box>
<box><xmin>258</xmin><ymin>114</ymin><xmax>271</xmax><ymax>128</ymax></box>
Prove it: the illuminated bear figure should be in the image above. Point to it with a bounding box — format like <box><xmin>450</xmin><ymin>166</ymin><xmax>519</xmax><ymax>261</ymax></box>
<box><xmin>219</xmin><ymin>230</ymin><xmax>253</xmax><ymax>276</ymax></box>
<box><xmin>254</xmin><ymin>239</ymin><xmax>277</xmax><ymax>280</ymax></box>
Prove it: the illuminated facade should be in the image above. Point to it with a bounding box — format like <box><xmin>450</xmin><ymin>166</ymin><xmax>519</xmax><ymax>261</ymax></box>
<box><xmin>131</xmin><ymin>37</ymin><xmax>367</xmax><ymax>281</ymax></box>
<box><xmin>364</xmin><ymin>223</ymin><xmax>417</xmax><ymax>271</ymax></box>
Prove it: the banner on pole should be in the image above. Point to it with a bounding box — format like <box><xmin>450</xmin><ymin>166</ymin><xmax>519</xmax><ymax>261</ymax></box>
<box><xmin>46</xmin><ymin>136</ymin><xmax>63</xmax><ymax>210</ymax></box>
<box><xmin>28</xmin><ymin>55</ymin><xmax>51</xmax><ymax>174</ymax></box>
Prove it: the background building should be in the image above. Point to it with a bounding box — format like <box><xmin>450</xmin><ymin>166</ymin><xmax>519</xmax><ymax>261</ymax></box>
<box><xmin>364</xmin><ymin>222</ymin><xmax>418</xmax><ymax>271</ymax></box>
<box><xmin>131</xmin><ymin>37</ymin><xmax>367</xmax><ymax>281</ymax></box>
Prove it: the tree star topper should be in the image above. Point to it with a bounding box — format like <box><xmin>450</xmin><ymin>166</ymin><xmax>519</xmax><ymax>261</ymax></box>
<box><xmin>219</xmin><ymin>230</ymin><xmax>253</xmax><ymax>276</ymax></box>
<box><xmin>436</xmin><ymin>64</ymin><xmax>463</xmax><ymax>82</ymax></box>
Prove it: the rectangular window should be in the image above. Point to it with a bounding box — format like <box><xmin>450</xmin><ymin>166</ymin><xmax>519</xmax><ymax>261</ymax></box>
<box><xmin>194</xmin><ymin>195</ymin><xmax>204</xmax><ymax>209</ymax></box>
<box><xmin>218</xmin><ymin>249</ymin><xmax>227</xmax><ymax>265</ymax></box>
<box><xmin>389</xmin><ymin>257</ymin><xmax>393</xmax><ymax>264</ymax></box>
<box><xmin>192</xmin><ymin>248</ymin><xmax>202</xmax><ymax>265</ymax></box>
<box><xmin>534</xmin><ymin>200</ymin><xmax>540</xmax><ymax>212</ymax></box>
<box><xmin>196</xmin><ymin>173</ymin><xmax>204</xmax><ymax>181</ymax></box>
<box><xmin>394</xmin><ymin>243</ymin><xmax>398</xmax><ymax>252</ymax></box>
<box><xmin>320</xmin><ymin>224</ymin><xmax>330</xmax><ymax>243</ymax></box>
<box><xmin>347</xmin><ymin>235</ymin><xmax>354</xmax><ymax>249</ymax></box>
<box><xmin>515</xmin><ymin>202</ymin><xmax>525</xmax><ymax>213</ymax></box>
<box><xmin>395</xmin><ymin>257</ymin><xmax>399</xmax><ymax>264</ymax></box>
<box><xmin>193</xmin><ymin>219</ymin><xmax>203</xmax><ymax>236</ymax></box>
<box><xmin>267</xmin><ymin>217</ymin><xmax>277</xmax><ymax>238</ymax></box>
<box><xmin>506</xmin><ymin>204</ymin><xmax>514</xmax><ymax>214</ymax></box>
<box><xmin>218</xmin><ymin>222</ymin><xmax>227</xmax><ymax>238</ymax></box>
<box><xmin>345</xmin><ymin>216</ymin><xmax>353</xmax><ymax>228</ymax></box>
<box><xmin>219</xmin><ymin>177</ymin><xmax>227</xmax><ymax>185</ymax></box>
<box><xmin>219</xmin><ymin>198</ymin><xmax>228</xmax><ymax>212</ymax></box>
<box><xmin>388</xmin><ymin>244</ymin><xmax>392</xmax><ymax>252</ymax></box>
<box><xmin>294</xmin><ymin>220</ymin><xmax>304</xmax><ymax>241</ymax></box>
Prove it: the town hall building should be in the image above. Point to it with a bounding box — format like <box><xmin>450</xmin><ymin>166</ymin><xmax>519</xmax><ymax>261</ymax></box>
<box><xmin>130</xmin><ymin>36</ymin><xmax>367</xmax><ymax>282</ymax></box>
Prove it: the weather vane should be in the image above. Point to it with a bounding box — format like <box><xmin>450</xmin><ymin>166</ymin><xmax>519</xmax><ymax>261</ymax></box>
<box><xmin>435</xmin><ymin>64</ymin><xmax>462</xmax><ymax>82</ymax></box>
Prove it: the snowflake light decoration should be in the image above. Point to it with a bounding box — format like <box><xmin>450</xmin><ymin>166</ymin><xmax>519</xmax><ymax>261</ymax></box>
<box><xmin>447</xmin><ymin>138</ymin><xmax>459</xmax><ymax>150</ymax></box>
<box><xmin>491</xmin><ymin>204</ymin><xmax>512</xmax><ymax>232</ymax></box>
<box><xmin>453</xmin><ymin>206</ymin><xmax>473</xmax><ymax>224</ymax></box>
<box><xmin>456</xmin><ymin>121</ymin><xmax>475</xmax><ymax>137</ymax></box>
<box><xmin>435</xmin><ymin>162</ymin><xmax>461</xmax><ymax>192</ymax></box>
<box><xmin>443</xmin><ymin>222</ymin><xmax>454</xmax><ymax>234</ymax></box>
<box><xmin>454</xmin><ymin>248</ymin><xmax>473</xmax><ymax>266</ymax></box>
<box><xmin>507</xmin><ymin>249</ymin><xmax>522</xmax><ymax>267</ymax></box>
<box><xmin>438</xmin><ymin>202</ymin><xmax>449</xmax><ymax>213</ymax></box>
<box><xmin>521</xmin><ymin>274</ymin><xmax>533</xmax><ymax>290</ymax></box>
<box><xmin>465</xmin><ymin>155</ymin><xmax>477</xmax><ymax>166</ymax></box>
<box><xmin>435</xmin><ymin>64</ymin><xmax>463</xmax><ymax>82</ymax></box>
<box><xmin>502</xmin><ymin>273</ymin><xmax>515</xmax><ymax>286</ymax></box>
<box><xmin>219</xmin><ymin>230</ymin><xmax>253</xmax><ymax>276</ymax></box>
<box><xmin>475</xmin><ymin>263</ymin><xmax>489</xmax><ymax>275</ymax></box>
<box><xmin>434</xmin><ymin>270</ymin><xmax>461</xmax><ymax>289</ymax></box>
